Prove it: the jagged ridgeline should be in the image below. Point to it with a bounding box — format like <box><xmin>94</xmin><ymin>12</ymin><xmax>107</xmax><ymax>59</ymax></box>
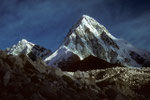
<box><xmin>6</xmin><ymin>15</ymin><xmax>150</xmax><ymax>71</ymax></box>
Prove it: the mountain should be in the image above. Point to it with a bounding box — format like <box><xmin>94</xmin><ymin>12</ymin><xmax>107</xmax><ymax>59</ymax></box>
<box><xmin>6</xmin><ymin>39</ymin><xmax>52</xmax><ymax>61</ymax></box>
<box><xmin>6</xmin><ymin>15</ymin><xmax>150</xmax><ymax>69</ymax></box>
<box><xmin>45</xmin><ymin>15</ymin><xmax>150</xmax><ymax>68</ymax></box>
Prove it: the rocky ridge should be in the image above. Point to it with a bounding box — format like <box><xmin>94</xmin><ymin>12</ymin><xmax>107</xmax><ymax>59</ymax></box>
<box><xmin>0</xmin><ymin>50</ymin><xmax>150</xmax><ymax>100</ymax></box>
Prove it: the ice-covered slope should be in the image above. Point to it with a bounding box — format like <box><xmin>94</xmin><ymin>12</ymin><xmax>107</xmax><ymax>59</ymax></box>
<box><xmin>6</xmin><ymin>39</ymin><xmax>52</xmax><ymax>60</ymax></box>
<box><xmin>44</xmin><ymin>46</ymin><xmax>79</xmax><ymax>67</ymax></box>
<box><xmin>45</xmin><ymin>15</ymin><xmax>150</xmax><ymax>67</ymax></box>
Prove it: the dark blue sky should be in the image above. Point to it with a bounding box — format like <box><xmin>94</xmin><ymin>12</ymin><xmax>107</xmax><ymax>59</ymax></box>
<box><xmin>0</xmin><ymin>0</ymin><xmax>150</xmax><ymax>51</ymax></box>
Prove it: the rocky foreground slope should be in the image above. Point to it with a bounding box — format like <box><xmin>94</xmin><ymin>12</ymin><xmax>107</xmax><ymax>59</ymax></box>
<box><xmin>0</xmin><ymin>50</ymin><xmax>150</xmax><ymax>100</ymax></box>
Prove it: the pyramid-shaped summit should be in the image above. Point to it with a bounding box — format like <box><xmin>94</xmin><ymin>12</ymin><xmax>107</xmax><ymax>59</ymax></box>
<box><xmin>62</xmin><ymin>15</ymin><xmax>118</xmax><ymax>59</ymax></box>
<box><xmin>45</xmin><ymin>15</ymin><xmax>150</xmax><ymax>68</ymax></box>
<box><xmin>65</xmin><ymin>15</ymin><xmax>115</xmax><ymax>39</ymax></box>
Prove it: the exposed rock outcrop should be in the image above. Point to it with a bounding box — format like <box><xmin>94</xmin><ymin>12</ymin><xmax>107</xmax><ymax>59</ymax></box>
<box><xmin>0</xmin><ymin>50</ymin><xmax>150</xmax><ymax>100</ymax></box>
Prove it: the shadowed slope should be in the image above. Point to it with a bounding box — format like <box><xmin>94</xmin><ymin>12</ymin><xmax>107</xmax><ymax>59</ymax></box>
<box><xmin>60</xmin><ymin>55</ymin><xmax>123</xmax><ymax>71</ymax></box>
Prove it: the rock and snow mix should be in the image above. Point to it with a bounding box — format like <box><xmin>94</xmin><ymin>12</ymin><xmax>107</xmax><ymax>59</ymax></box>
<box><xmin>44</xmin><ymin>15</ymin><xmax>150</xmax><ymax>68</ymax></box>
<box><xmin>6</xmin><ymin>39</ymin><xmax>52</xmax><ymax>60</ymax></box>
<box><xmin>1</xmin><ymin>15</ymin><xmax>150</xmax><ymax>100</ymax></box>
<box><xmin>6</xmin><ymin>15</ymin><xmax>150</xmax><ymax>68</ymax></box>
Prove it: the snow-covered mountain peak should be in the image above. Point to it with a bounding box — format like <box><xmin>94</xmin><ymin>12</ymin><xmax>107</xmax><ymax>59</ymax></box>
<box><xmin>46</xmin><ymin>15</ymin><xmax>150</xmax><ymax>68</ymax></box>
<box><xmin>6</xmin><ymin>39</ymin><xmax>52</xmax><ymax>60</ymax></box>
<box><xmin>82</xmin><ymin>15</ymin><xmax>90</xmax><ymax>18</ymax></box>
<box><xmin>81</xmin><ymin>15</ymin><xmax>99</xmax><ymax>24</ymax></box>
<box><xmin>70</xmin><ymin>15</ymin><xmax>98</xmax><ymax>32</ymax></box>
<box><xmin>66</xmin><ymin>15</ymin><xmax>116</xmax><ymax>42</ymax></box>
<box><xmin>6</xmin><ymin>15</ymin><xmax>150</xmax><ymax>68</ymax></box>
<box><xmin>6</xmin><ymin>39</ymin><xmax>35</xmax><ymax>56</ymax></box>
<box><xmin>20</xmin><ymin>39</ymin><xmax>27</xmax><ymax>42</ymax></box>
<box><xmin>19</xmin><ymin>39</ymin><xmax>30</xmax><ymax>44</ymax></box>
<box><xmin>62</xmin><ymin>15</ymin><xmax>118</xmax><ymax>59</ymax></box>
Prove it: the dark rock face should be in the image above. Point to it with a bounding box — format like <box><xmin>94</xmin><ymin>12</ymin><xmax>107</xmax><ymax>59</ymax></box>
<box><xmin>57</xmin><ymin>54</ymin><xmax>81</xmax><ymax>69</ymax></box>
<box><xmin>130</xmin><ymin>51</ymin><xmax>145</xmax><ymax>65</ymax></box>
<box><xmin>27</xmin><ymin>44</ymin><xmax>52</xmax><ymax>62</ymax></box>
<box><xmin>31</xmin><ymin>45</ymin><xmax>52</xmax><ymax>59</ymax></box>
<box><xmin>130</xmin><ymin>51</ymin><xmax>150</xmax><ymax>67</ymax></box>
<box><xmin>60</xmin><ymin>55</ymin><xmax>123</xmax><ymax>72</ymax></box>
<box><xmin>0</xmin><ymin>50</ymin><xmax>150</xmax><ymax>100</ymax></box>
<box><xmin>101</xmin><ymin>31</ymin><xmax>119</xmax><ymax>49</ymax></box>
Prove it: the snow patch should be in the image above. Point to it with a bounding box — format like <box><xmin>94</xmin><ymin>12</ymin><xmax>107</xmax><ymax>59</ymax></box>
<box><xmin>44</xmin><ymin>46</ymin><xmax>75</xmax><ymax>67</ymax></box>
